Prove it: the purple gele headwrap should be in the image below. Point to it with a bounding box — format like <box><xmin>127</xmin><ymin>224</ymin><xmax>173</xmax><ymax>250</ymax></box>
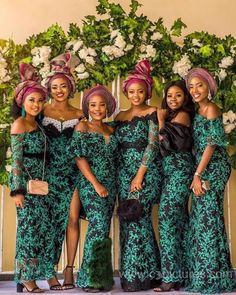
<box><xmin>14</xmin><ymin>63</ymin><xmax>48</xmax><ymax>107</ymax></box>
<box><xmin>82</xmin><ymin>85</ymin><xmax>117</xmax><ymax>118</ymax></box>
<box><xmin>185</xmin><ymin>67</ymin><xmax>218</xmax><ymax>98</ymax></box>
<box><xmin>122</xmin><ymin>59</ymin><xmax>153</xmax><ymax>99</ymax></box>
<box><xmin>45</xmin><ymin>52</ymin><xmax>78</xmax><ymax>97</ymax></box>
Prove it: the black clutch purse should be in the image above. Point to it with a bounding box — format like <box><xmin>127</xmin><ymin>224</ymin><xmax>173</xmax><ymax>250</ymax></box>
<box><xmin>117</xmin><ymin>191</ymin><xmax>143</xmax><ymax>222</ymax></box>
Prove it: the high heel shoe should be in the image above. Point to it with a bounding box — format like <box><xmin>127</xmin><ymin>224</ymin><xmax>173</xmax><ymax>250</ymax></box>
<box><xmin>16</xmin><ymin>282</ymin><xmax>44</xmax><ymax>293</ymax></box>
<box><xmin>62</xmin><ymin>265</ymin><xmax>75</xmax><ymax>290</ymax></box>
<box><xmin>153</xmin><ymin>281</ymin><xmax>181</xmax><ymax>292</ymax></box>
<box><xmin>47</xmin><ymin>276</ymin><xmax>63</xmax><ymax>291</ymax></box>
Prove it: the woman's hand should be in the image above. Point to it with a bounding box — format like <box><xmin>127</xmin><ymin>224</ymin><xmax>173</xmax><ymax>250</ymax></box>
<box><xmin>93</xmin><ymin>182</ymin><xmax>109</xmax><ymax>198</ymax></box>
<box><xmin>130</xmin><ymin>175</ymin><xmax>144</xmax><ymax>192</ymax></box>
<box><xmin>13</xmin><ymin>194</ymin><xmax>25</xmax><ymax>208</ymax></box>
<box><xmin>190</xmin><ymin>176</ymin><xmax>205</xmax><ymax>197</ymax></box>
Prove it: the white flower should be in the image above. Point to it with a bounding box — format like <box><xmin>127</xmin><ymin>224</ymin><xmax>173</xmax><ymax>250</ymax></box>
<box><xmin>151</xmin><ymin>32</ymin><xmax>163</xmax><ymax>41</ymax></box>
<box><xmin>192</xmin><ymin>38</ymin><xmax>202</xmax><ymax>47</ymax></box>
<box><xmin>140</xmin><ymin>44</ymin><xmax>146</xmax><ymax>53</ymax></box>
<box><xmin>39</xmin><ymin>64</ymin><xmax>50</xmax><ymax>78</ymax></box>
<box><xmin>0</xmin><ymin>55</ymin><xmax>10</xmax><ymax>84</ymax></box>
<box><xmin>6</xmin><ymin>147</ymin><xmax>12</xmax><ymax>158</ymax></box>
<box><xmin>73</xmin><ymin>40</ymin><xmax>84</xmax><ymax>52</ymax></box>
<box><xmin>75</xmin><ymin>63</ymin><xmax>86</xmax><ymax>73</ymax></box>
<box><xmin>110</xmin><ymin>29</ymin><xmax>119</xmax><ymax>39</ymax></box>
<box><xmin>129</xmin><ymin>33</ymin><xmax>134</xmax><ymax>41</ymax></box>
<box><xmin>39</xmin><ymin>46</ymin><xmax>51</xmax><ymax>58</ymax></box>
<box><xmin>224</xmin><ymin>123</ymin><xmax>236</xmax><ymax>134</ymax></box>
<box><xmin>65</xmin><ymin>40</ymin><xmax>77</xmax><ymax>50</ymax></box>
<box><xmin>142</xmin><ymin>32</ymin><xmax>147</xmax><ymax>41</ymax></box>
<box><xmin>102</xmin><ymin>45</ymin><xmax>114</xmax><ymax>56</ymax></box>
<box><xmin>114</xmin><ymin>34</ymin><xmax>126</xmax><ymax>50</ymax></box>
<box><xmin>113</xmin><ymin>47</ymin><xmax>124</xmax><ymax>58</ymax></box>
<box><xmin>233</xmin><ymin>80</ymin><xmax>236</xmax><ymax>87</ymax></box>
<box><xmin>219</xmin><ymin>56</ymin><xmax>234</xmax><ymax>69</ymax></box>
<box><xmin>79</xmin><ymin>48</ymin><xmax>89</xmax><ymax>59</ymax></box>
<box><xmin>31</xmin><ymin>47</ymin><xmax>40</xmax><ymax>55</ymax></box>
<box><xmin>0</xmin><ymin>123</ymin><xmax>9</xmax><ymax>129</ymax></box>
<box><xmin>230</xmin><ymin>45</ymin><xmax>236</xmax><ymax>56</ymax></box>
<box><xmin>223</xmin><ymin>110</ymin><xmax>236</xmax><ymax>124</ymax></box>
<box><xmin>5</xmin><ymin>165</ymin><xmax>12</xmax><ymax>173</ymax></box>
<box><xmin>218</xmin><ymin>69</ymin><xmax>227</xmax><ymax>81</ymax></box>
<box><xmin>146</xmin><ymin>45</ymin><xmax>156</xmax><ymax>58</ymax></box>
<box><xmin>172</xmin><ymin>54</ymin><xmax>192</xmax><ymax>78</ymax></box>
<box><xmin>150</xmin><ymin>26</ymin><xmax>156</xmax><ymax>32</ymax></box>
<box><xmin>124</xmin><ymin>44</ymin><xmax>134</xmax><ymax>52</ymax></box>
<box><xmin>85</xmin><ymin>56</ymin><xmax>96</xmax><ymax>66</ymax></box>
<box><xmin>87</xmin><ymin>48</ymin><xmax>97</xmax><ymax>57</ymax></box>
<box><xmin>76</xmin><ymin>72</ymin><xmax>89</xmax><ymax>79</ymax></box>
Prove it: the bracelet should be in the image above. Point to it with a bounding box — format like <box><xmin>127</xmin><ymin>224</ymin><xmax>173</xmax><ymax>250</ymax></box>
<box><xmin>194</xmin><ymin>172</ymin><xmax>202</xmax><ymax>178</ymax></box>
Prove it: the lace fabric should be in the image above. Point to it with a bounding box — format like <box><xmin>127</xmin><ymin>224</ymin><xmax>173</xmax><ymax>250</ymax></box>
<box><xmin>10</xmin><ymin>134</ymin><xmax>26</xmax><ymax>196</ymax></box>
<box><xmin>141</xmin><ymin>118</ymin><xmax>158</xmax><ymax>167</ymax></box>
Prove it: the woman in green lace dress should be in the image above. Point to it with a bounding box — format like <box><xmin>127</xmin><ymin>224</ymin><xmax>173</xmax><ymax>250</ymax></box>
<box><xmin>185</xmin><ymin>67</ymin><xmax>235</xmax><ymax>293</ymax></box>
<box><xmin>67</xmin><ymin>85</ymin><xmax>117</xmax><ymax>293</ymax></box>
<box><xmin>115</xmin><ymin>60</ymin><xmax>162</xmax><ymax>291</ymax></box>
<box><xmin>42</xmin><ymin>53</ymin><xmax>84</xmax><ymax>289</ymax></box>
<box><xmin>9</xmin><ymin>63</ymin><xmax>55</xmax><ymax>293</ymax></box>
<box><xmin>154</xmin><ymin>80</ymin><xmax>195</xmax><ymax>292</ymax></box>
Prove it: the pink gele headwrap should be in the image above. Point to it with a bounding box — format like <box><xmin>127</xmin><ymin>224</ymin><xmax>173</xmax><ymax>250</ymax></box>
<box><xmin>45</xmin><ymin>52</ymin><xmax>78</xmax><ymax>97</ymax></box>
<box><xmin>14</xmin><ymin>63</ymin><xmax>48</xmax><ymax>107</ymax></box>
<box><xmin>122</xmin><ymin>60</ymin><xmax>153</xmax><ymax>99</ymax></box>
<box><xmin>82</xmin><ymin>85</ymin><xmax>117</xmax><ymax>118</ymax></box>
<box><xmin>185</xmin><ymin>67</ymin><xmax>218</xmax><ymax>98</ymax></box>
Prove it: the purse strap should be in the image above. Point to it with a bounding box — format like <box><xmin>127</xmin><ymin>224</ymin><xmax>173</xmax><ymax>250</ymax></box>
<box><xmin>24</xmin><ymin>123</ymin><xmax>47</xmax><ymax>181</ymax></box>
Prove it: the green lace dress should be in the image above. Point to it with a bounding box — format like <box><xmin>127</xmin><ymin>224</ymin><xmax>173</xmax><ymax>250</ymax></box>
<box><xmin>42</xmin><ymin>116</ymin><xmax>80</xmax><ymax>264</ymax></box>
<box><xmin>115</xmin><ymin>112</ymin><xmax>162</xmax><ymax>291</ymax></box>
<box><xmin>67</xmin><ymin>130</ymin><xmax>117</xmax><ymax>290</ymax></box>
<box><xmin>186</xmin><ymin>114</ymin><xmax>235</xmax><ymax>293</ymax></box>
<box><xmin>158</xmin><ymin>121</ymin><xmax>194</xmax><ymax>284</ymax></box>
<box><xmin>9</xmin><ymin>130</ymin><xmax>55</xmax><ymax>283</ymax></box>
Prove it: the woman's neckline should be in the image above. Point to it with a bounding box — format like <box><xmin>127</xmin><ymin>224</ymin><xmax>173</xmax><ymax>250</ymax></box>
<box><xmin>43</xmin><ymin>116</ymin><xmax>79</xmax><ymax>124</ymax></box>
<box><xmin>115</xmin><ymin>111</ymin><xmax>156</xmax><ymax>123</ymax></box>
<box><xmin>76</xmin><ymin>130</ymin><xmax>115</xmax><ymax>145</ymax></box>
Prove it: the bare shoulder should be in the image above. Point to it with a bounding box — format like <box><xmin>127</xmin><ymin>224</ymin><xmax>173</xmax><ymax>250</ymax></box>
<box><xmin>43</xmin><ymin>103</ymin><xmax>53</xmax><ymax>116</ymax></box>
<box><xmin>206</xmin><ymin>103</ymin><xmax>221</xmax><ymax>120</ymax></box>
<box><xmin>115</xmin><ymin>110</ymin><xmax>128</xmax><ymax>121</ymax></box>
<box><xmin>74</xmin><ymin>120</ymin><xmax>88</xmax><ymax>132</ymax></box>
<box><xmin>146</xmin><ymin>106</ymin><xmax>157</xmax><ymax>114</ymax></box>
<box><xmin>172</xmin><ymin>111</ymin><xmax>191</xmax><ymax>127</ymax></box>
<box><xmin>11</xmin><ymin>118</ymin><xmax>26</xmax><ymax>134</ymax></box>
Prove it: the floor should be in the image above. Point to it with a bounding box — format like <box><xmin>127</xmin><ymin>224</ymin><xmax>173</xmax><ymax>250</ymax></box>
<box><xmin>1</xmin><ymin>278</ymin><xmax>236</xmax><ymax>295</ymax></box>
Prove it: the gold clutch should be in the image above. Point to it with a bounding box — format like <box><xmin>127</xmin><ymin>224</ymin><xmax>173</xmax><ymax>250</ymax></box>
<box><xmin>27</xmin><ymin>179</ymin><xmax>49</xmax><ymax>196</ymax></box>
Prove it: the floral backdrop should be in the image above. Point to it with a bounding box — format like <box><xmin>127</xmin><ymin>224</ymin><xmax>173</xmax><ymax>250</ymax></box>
<box><xmin>0</xmin><ymin>0</ymin><xmax>236</xmax><ymax>184</ymax></box>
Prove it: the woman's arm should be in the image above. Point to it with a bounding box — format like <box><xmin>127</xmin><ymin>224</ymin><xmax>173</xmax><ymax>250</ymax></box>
<box><xmin>75</xmin><ymin>157</ymin><xmax>108</xmax><ymax>198</ymax></box>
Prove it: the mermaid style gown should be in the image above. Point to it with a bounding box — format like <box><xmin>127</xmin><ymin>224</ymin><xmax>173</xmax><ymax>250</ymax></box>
<box><xmin>158</xmin><ymin>121</ymin><xmax>194</xmax><ymax>285</ymax></box>
<box><xmin>9</xmin><ymin>130</ymin><xmax>55</xmax><ymax>283</ymax></box>
<box><xmin>68</xmin><ymin>130</ymin><xmax>117</xmax><ymax>290</ymax></box>
<box><xmin>186</xmin><ymin>114</ymin><xmax>235</xmax><ymax>293</ymax></box>
<box><xmin>42</xmin><ymin>117</ymin><xmax>80</xmax><ymax>265</ymax></box>
<box><xmin>115</xmin><ymin>112</ymin><xmax>162</xmax><ymax>291</ymax></box>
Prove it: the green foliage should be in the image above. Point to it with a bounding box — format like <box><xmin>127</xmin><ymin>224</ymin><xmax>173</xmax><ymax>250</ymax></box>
<box><xmin>0</xmin><ymin>0</ymin><xmax>236</xmax><ymax>184</ymax></box>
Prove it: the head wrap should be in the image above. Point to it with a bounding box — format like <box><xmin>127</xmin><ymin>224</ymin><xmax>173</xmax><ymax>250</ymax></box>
<box><xmin>82</xmin><ymin>85</ymin><xmax>117</xmax><ymax>118</ymax></box>
<box><xmin>122</xmin><ymin>60</ymin><xmax>153</xmax><ymax>99</ymax></box>
<box><xmin>185</xmin><ymin>67</ymin><xmax>218</xmax><ymax>98</ymax></box>
<box><xmin>14</xmin><ymin>63</ymin><xmax>48</xmax><ymax>107</ymax></box>
<box><xmin>45</xmin><ymin>52</ymin><xmax>78</xmax><ymax>97</ymax></box>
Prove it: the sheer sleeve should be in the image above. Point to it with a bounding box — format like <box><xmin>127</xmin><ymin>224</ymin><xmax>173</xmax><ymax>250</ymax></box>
<box><xmin>141</xmin><ymin>119</ymin><xmax>158</xmax><ymax>168</ymax></box>
<box><xmin>9</xmin><ymin>134</ymin><xmax>27</xmax><ymax>197</ymax></box>
<box><xmin>206</xmin><ymin>118</ymin><xmax>228</xmax><ymax>147</ymax></box>
<box><xmin>67</xmin><ymin>131</ymin><xmax>87</xmax><ymax>159</ymax></box>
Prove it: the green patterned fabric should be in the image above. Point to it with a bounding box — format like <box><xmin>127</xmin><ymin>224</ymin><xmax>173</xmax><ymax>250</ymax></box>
<box><xmin>186</xmin><ymin>114</ymin><xmax>235</xmax><ymax>293</ymax></box>
<box><xmin>42</xmin><ymin>117</ymin><xmax>79</xmax><ymax>265</ymax></box>
<box><xmin>67</xmin><ymin>130</ymin><xmax>117</xmax><ymax>289</ymax></box>
<box><xmin>159</xmin><ymin>152</ymin><xmax>193</xmax><ymax>284</ymax></box>
<box><xmin>115</xmin><ymin>112</ymin><xmax>162</xmax><ymax>291</ymax></box>
<box><xmin>9</xmin><ymin>131</ymin><xmax>55</xmax><ymax>283</ymax></box>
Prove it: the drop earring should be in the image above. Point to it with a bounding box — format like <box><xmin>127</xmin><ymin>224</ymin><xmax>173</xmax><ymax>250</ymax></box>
<box><xmin>21</xmin><ymin>106</ymin><xmax>26</xmax><ymax>117</ymax></box>
<box><xmin>207</xmin><ymin>91</ymin><xmax>212</xmax><ymax>101</ymax></box>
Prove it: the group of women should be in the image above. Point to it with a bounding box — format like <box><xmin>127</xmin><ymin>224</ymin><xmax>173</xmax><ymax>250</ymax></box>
<box><xmin>9</xmin><ymin>53</ymin><xmax>235</xmax><ymax>294</ymax></box>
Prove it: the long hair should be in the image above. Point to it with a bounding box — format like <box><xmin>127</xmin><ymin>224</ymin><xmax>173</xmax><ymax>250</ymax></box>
<box><xmin>162</xmin><ymin>80</ymin><xmax>195</xmax><ymax>122</ymax></box>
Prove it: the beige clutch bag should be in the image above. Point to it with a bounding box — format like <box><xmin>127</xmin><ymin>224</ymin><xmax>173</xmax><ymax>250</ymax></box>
<box><xmin>27</xmin><ymin>179</ymin><xmax>49</xmax><ymax>196</ymax></box>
